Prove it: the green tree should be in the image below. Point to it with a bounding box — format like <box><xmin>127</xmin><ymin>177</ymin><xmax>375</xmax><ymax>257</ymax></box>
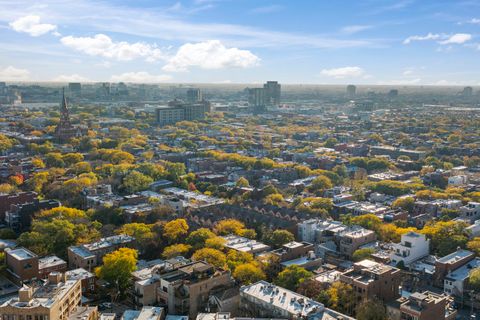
<box><xmin>122</xmin><ymin>171</ymin><xmax>153</xmax><ymax>193</ymax></box>
<box><xmin>392</xmin><ymin>196</ymin><xmax>415</xmax><ymax>213</ymax></box>
<box><xmin>356</xmin><ymin>299</ymin><xmax>387</xmax><ymax>320</ymax></box>
<box><xmin>469</xmin><ymin>268</ymin><xmax>480</xmax><ymax>291</ymax></box>
<box><xmin>186</xmin><ymin>228</ymin><xmax>216</xmax><ymax>250</ymax></box>
<box><xmin>274</xmin><ymin>265</ymin><xmax>312</xmax><ymax>291</ymax></box>
<box><xmin>266</xmin><ymin>230</ymin><xmax>295</xmax><ymax>248</ymax></box>
<box><xmin>309</xmin><ymin>175</ymin><xmax>333</xmax><ymax>193</ymax></box>
<box><xmin>226</xmin><ymin>250</ymin><xmax>253</xmax><ymax>271</ymax></box>
<box><xmin>95</xmin><ymin>248</ymin><xmax>138</xmax><ymax>295</ymax></box>
<box><xmin>352</xmin><ymin>248</ymin><xmax>375</xmax><ymax>262</ymax></box>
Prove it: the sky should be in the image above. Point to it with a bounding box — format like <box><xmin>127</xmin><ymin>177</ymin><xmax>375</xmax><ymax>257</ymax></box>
<box><xmin>0</xmin><ymin>0</ymin><xmax>479</xmax><ymax>85</ymax></box>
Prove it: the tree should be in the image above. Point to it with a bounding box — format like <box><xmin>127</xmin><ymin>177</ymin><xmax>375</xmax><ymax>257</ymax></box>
<box><xmin>205</xmin><ymin>236</ymin><xmax>226</xmax><ymax>250</ymax></box>
<box><xmin>226</xmin><ymin>250</ymin><xmax>253</xmax><ymax>271</ymax></box>
<box><xmin>236</xmin><ymin>177</ymin><xmax>250</xmax><ymax>188</ymax></box>
<box><xmin>163</xmin><ymin>244</ymin><xmax>192</xmax><ymax>259</ymax></box>
<box><xmin>215</xmin><ymin>219</ymin><xmax>245</xmax><ymax>235</ymax></box>
<box><xmin>421</xmin><ymin>220</ymin><xmax>468</xmax><ymax>256</ymax></box>
<box><xmin>392</xmin><ymin>196</ymin><xmax>415</xmax><ymax>213</ymax></box>
<box><xmin>309</xmin><ymin>175</ymin><xmax>333</xmax><ymax>193</ymax></box>
<box><xmin>467</xmin><ymin>237</ymin><xmax>480</xmax><ymax>256</ymax></box>
<box><xmin>469</xmin><ymin>268</ymin><xmax>480</xmax><ymax>291</ymax></box>
<box><xmin>266</xmin><ymin>230</ymin><xmax>295</xmax><ymax>248</ymax></box>
<box><xmin>274</xmin><ymin>265</ymin><xmax>312</xmax><ymax>291</ymax></box>
<box><xmin>356</xmin><ymin>299</ymin><xmax>387</xmax><ymax>320</ymax></box>
<box><xmin>0</xmin><ymin>228</ymin><xmax>16</xmax><ymax>239</ymax></box>
<box><xmin>264</xmin><ymin>193</ymin><xmax>284</xmax><ymax>205</ymax></box>
<box><xmin>122</xmin><ymin>171</ymin><xmax>153</xmax><ymax>193</ymax></box>
<box><xmin>351</xmin><ymin>214</ymin><xmax>382</xmax><ymax>232</ymax></box>
<box><xmin>186</xmin><ymin>228</ymin><xmax>216</xmax><ymax>250</ymax></box>
<box><xmin>233</xmin><ymin>263</ymin><xmax>266</xmax><ymax>284</ymax></box>
<box><xmin>324</xmin><ymin>282</ymin><xmax>355</xmax><ymax>315</ymax></box>
<box><xmin>95</xmin><ymin>248</ymin><xmax>138</xmax><ymax>296</ymax></box>
<box><xmin>36</xmin><ymin>206</ymin><xmax>87</xmax><ymax>222</ymax></box>
<box><xmin>117</xmin><ymin>223</ymin><xmax>154</xmax><ymax>243</ymax></box>
<box><xmin>192</xmin><ymin>248</ymin><xmax>227</xmax><ymax>269</ymax></box>
<box><xmin>352</xmin><ymin>248</ymin><xmax>375</xmax><ymax>262</ymax></box>
<box><xmin>163</xmin><ymin>219</ymin><xmax>189</xmax><ymax>243</ymax></box>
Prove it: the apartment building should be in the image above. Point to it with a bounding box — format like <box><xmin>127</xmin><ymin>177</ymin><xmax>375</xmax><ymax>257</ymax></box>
<box><xmin>66</xmin><ymin>268</ymin><xmax>96</xmax><ymax>294</ymax></box>
<box><xmin>38</xmin><ymin>256</ymin><xmax>67</xmax><ymax>279</ymax></box>
<box><xmin>121</xmin><ymin>307</ymin><xmax>164</xmax><ymax>320</ymax></box>
<box><xmin>390</xmin><ymin>232</ymin><xmax>430</xmax><ymax>267</ymax></box>
<box><xmin>221</xmin><ymin>235</ymin><xmax>270</xmax><ymax>255</ymax></box>
<box><xmin>0</xmin><ymin>273</ymin><xmax>82</xmax><ymax>320</ymax></box>
<box><xmin>67</xmin><ymin>234</ymin><xmax>135</xmax><ymax>270</ymax></box>
<box><xmin>339</xmin><ymin>259</ymin><xmax>402</xmax><ymax>302</ymax></box>
<box><xmin>387</xmin><ymin>291</ymin><xmax>457</xmax><ymax>320</ymax></box>
<box><xmin>5</xmin><ymin>247</ymin><xmax>39</xmax><ymax>284</ymax></box>
<box><xmin>156</xmin><ymin>261</ymin><xmax>234</xmax><ymax>318</ymax></box>
<box><xmin>336</xmin><ymin>227</ymin><xmax>377</xmax><ymax>258</ymax></box>
<box><xmin>459</xmin><ymin>202</ymin><xmax>480</xmax><ymax>223</ymax></box>
<box><xmin>239</xmin><ymin>281</ymin><xmax>354</xmax><ymax>320</ymax></box>
<box><xmin>269</xmin><ymin>241</ymin><xmax>322</xmax><ymax>271</ymax></box>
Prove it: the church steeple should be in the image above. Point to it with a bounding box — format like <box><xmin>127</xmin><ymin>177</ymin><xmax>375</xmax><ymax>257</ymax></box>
<box><xmin>59</xmin><ymin>88</ymin><xmax>71</xmax><ymax>125</ymax></box>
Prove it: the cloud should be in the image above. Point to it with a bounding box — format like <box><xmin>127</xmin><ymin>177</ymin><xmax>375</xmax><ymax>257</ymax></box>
<box><xmin>377</xmin><ymin>78</ymin><xmax>422</xmax><ymax>85</ymax></box>
<box><xmin>9</xmin><ymin>15</ymin><xmax>57</xmax><ymax>36</ymax></box>
<box><xmin>0</xmin><ymin>0</ymin><xmax>376</xmax><ymax>49</ymax></box>
<box><xmin>340</xmin><ymin>25</ymin><xmax>372</xmax><ymax>35</ymax></box>
<box><xmin>163</xmin><ymin>40</ymin><xmax>260</xmax><ymax>72</ymax></box>
<box><xmin>403</xmin><ymin>33</ymin><xmax>472</xmax><ymax>45</ymax></box>
<box><xmin>438</xmin><ymin>33</ymin><xmax>471</xmax><ymax>45</ymax></box>
<box><xmin>60</xmin><ymin>34</ymin><xmax>166</xmax><ymax>62</ymax></box>
<box><xmin>0</xmin><ymin>66</ymin><xmax>30</xmax><ymax>81</ymax></box>
<box><xmin>320</xmin><ymin>66</ymin><xmax>365</xmax><ymax>79</ymax></box>
<box><xmin>52</xmin><ymin>74</ymin><xmax>91</xmax><ymax>82</ymax></box>
<box><xmin>110</xmin><ymin>72</ymin><xmax>172</xmax><ymax>83</ymax></box>
<box><xmin>403</xmin><ymin>33</ymin><xmax>442</xmax><ymax>44</ymax></box>
<box><xmin>466</xmin><ymin>18</ymin><xmax>480</xmax><ymax>24</ymax></box>
<box><xmin>251</xmin><ymin>5</ymin><xmax>284</xmax><ymax>14</ymax></box>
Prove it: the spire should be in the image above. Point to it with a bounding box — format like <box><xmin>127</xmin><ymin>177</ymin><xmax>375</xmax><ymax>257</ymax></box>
<box><xmin>59</xmin><ymin>87</ymin><xmax>71</xmax><ymax>124</ymax></box>
<box><xmin>61</xmin><ymin>87</ymin><xmax>68</xmax><ymax>112</ymax></box>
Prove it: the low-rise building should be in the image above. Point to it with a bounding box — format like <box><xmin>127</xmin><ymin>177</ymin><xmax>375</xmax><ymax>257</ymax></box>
<box><xmin>66</xmin><ymin>268</ymin><xmax>96</xmax><ymax>294</ymax></box>
<box><xmin>38</xmin><ymin>255</ymin><xmax>67</xmax><ymax>279</ymax></box>
<box><xmin>5</xmin><ymin>247</ymin><xmax>39</xmax><ymax>284</ymax></box>
<box><xmin>339</xmin><ymin>259</ymin><xmax>402</xmax><ymax>302</ymax></box>
<box><xmin>387</xmin><ymin>291</ymin><xmax>457</xmax><ymax>320</ymax></box>
<box><xmin>121</xmin><ymin>307</ymin><xmax>164</xmax><ymax>320</ymax></box>
<box><xmin>239</xmin><ymin>281</ymin><xmax>354</xmax><ymax>320</ymax></box>
<box><xmin>390</xmin><ymin>232</ymin><xmax>430</xmax><ymax>267</ymax></box>
<box><xmin>68</xmin><ymin>234</ymin><xmax>135</xmax><ymax>270</ymax></box>
<box><xmin>0</xmin><ymin>272</ymin><xmax>82</xmax><ymax>320</ymax></box>
<box><xmin>222</xmin><ymin>235</ymin><xmax>270</xmax><ymax>255</ymax></box>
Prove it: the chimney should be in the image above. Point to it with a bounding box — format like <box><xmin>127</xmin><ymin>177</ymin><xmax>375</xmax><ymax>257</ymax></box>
<box><xmin>18</xmin><ymin>285</ymin><xmax>33</xmax><ymax>302</ymax></box>
<box><xmin>48</xmin><ymin>272</ymin><xmax>65</xmax><ymax>284</ymax></box>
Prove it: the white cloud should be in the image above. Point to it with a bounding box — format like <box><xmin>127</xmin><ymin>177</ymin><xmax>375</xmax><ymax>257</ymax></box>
<box><xmin>438</xmin><ymin>33</ymin><xmax>471</xmax><ymax>45</ymax></box>
<box><xmin>60</xmin><ymin>34</ymin><xmax>166</xmax><ymax>62</ymax></box>
<box><xmin>403</xmin><ymin>33</ymin><xmax>472</xmax><ymax>45</ymax></box>
<box><xmin>377</xmin><ymin>78</ymin><xmax>422</xmax><ymax>85</ymax></box>
<box><xmin>251</xmin><ymin>5</ymin><xmax>284</xmax><ymax>14</ymax></box>
<box><xmin>320</xmin><ymin>66</ymin><xmax>365</xmax><ymax>79</ymax></box>
<box><xmin>0</xmin><ymin>66</ymin><xmax>30</xmax><ymax>81</ymax></box>
<box><xmin>466</xmin><ymin>18</ymin><xmax>480</xmax><ymax>25</ymax></box>
<box><xmin>9</xmin><ymin>15</ymin><xmax>56</xmax><ymax>36</ymax></box>
<box><xmin>110</xmin><ymin>72</ymin><xmax>172</xmax><ymax>83</ymax></box>
<box><xmin>52</xmin><ymin>74</ymin><xmax>91</xmax><ymax>82</ymax></box>
<box><xmin>163</xmin><ymin>40</ymin><xmax>260</xmax><ymax>72</ymax></box>
<box><xmin>340</xmin><ymin>25</ymin><xmax>372</xmax><ymax>35</ymax></box>
<box><xmin>403</xmin><ymin>33</ymin><xmax>442</xmax><ymax>44</ymax></box>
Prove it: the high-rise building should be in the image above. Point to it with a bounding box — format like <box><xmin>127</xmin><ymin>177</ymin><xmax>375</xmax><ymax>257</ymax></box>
<box><xmin>68</xmin><ymin>82</ymin><xmax>82</xmax><ymax>96</ymax></box>
<box><xmin>461</xmin><ymin>86</ymin><xmax>473</xmax><ymax>97</ymax></box>
<box><xmin>156</xmin><ymin>100</ymin><xmax>211</xmax><ymax>126</ymax></box>
<box><xmin>346</xmin><ymin>84</ymin><xmax>356</xmax><ymax>98</ymax></box>
<box><xmin>263</xmin><ymin>81</ymin><xmax>281</xmax><ymax>105</ymax></box>
<box><xmin>388</xmin><ymin>89</ymin><xmax>399</xmax><ymax>98</ymax></box>
<box><xmin>186</xmin><ymin>88</ymin><xmax>202</xmax><ymax>103</ymax></box>
<box><xmin>248</xmin><ymin>88</ymin><xmax>266</xmax><ymax>113</ymax></box>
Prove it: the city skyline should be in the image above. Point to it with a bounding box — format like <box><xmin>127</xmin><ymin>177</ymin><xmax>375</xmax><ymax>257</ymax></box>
<box><xmin>1</xmin><ymin>0</ymin><xmax>480</xmax><ymax>85</ymax></box>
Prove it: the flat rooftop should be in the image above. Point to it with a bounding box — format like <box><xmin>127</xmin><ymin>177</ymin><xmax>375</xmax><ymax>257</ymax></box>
<box><xmin>7</xmin><ymin>247</ymin><xmax>37</xmax><ymax>260</ymax></box>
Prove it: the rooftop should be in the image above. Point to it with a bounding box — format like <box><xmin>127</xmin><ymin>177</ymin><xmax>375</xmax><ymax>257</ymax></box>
<box><xmin>7</xmin><ymin>247</ymin><xmax>37</xmax><ymax>260</ymax></box>
<box><xmin>437</xmin><ymin>249</ymin><xmax>474</xmax><ymax>264</ymax></box>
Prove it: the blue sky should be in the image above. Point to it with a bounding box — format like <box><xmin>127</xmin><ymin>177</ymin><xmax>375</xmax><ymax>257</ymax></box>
<box><xmin>0</xmin><ymin>0</ymin><xmax>479</xmax><ymax>85</ymax></box>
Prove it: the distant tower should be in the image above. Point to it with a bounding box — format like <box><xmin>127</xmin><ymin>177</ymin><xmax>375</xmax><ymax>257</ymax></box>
<box><xmin>248</xmin><ymin>88</ymin><xmax>266</xmax><ymax>113</ymax></box>
<box><xmin>346</xmin><ymin>85</ymin><xmax>356</xmax><ymax>98</ymax></box>
<box><xmin>55</xmin><ymin>88</ymin><xmax>83</xmax><ymax>142</ymax></box>
<box><xmin>388</xmin><ymin>89</ymin><xmax>399</xmax><ymax>98</ymax></box>
<box><xmin>186</xmin><ymin>88</ymin><xmax>202</xmax><ymax>103</ymax></box>
<box><xmin>68</xmin><ymin>82</ymin><xmax>81</xmax><ymax>96</ymax></box>
<box><xmin>462</xmin><ymin>86</ymin><xmax>473</xmax><ymax>97</ymax></box>
<box><xmin>263</xmin><ymin>81</ymin><xmax>281</xmax><ymax>105</ymax></box>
